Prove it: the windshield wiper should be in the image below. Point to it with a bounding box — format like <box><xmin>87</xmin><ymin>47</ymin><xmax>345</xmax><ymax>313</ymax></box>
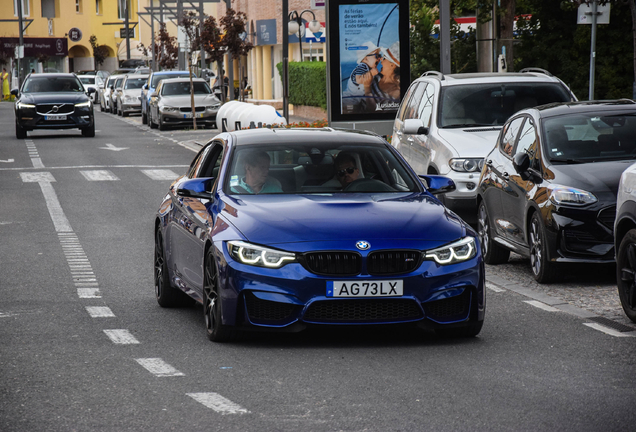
<box><xmin>444</xmin><ymin>123</ymin><xmax>495</xmax><ymax>128</ymax></box>
<box><xmin>549</xmin><ymin>158</ymin><xmax>587</xmax><ymax>164</ymax></box>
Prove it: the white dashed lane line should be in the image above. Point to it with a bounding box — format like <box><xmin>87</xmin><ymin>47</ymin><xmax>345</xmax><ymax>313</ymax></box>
<box><xmin>135</xmin><ymin>358</ymin><xmax>185</xmax><ymax>377</ymax></box>
<box><xmin>86</xmin><ymin>306</ymin><xmax>116</xmax><ymax>318</ymax></box>
<box><xmin>103</xmin><ymin>329</ymin><xmax>140</xmax><ymax>344</ymax></box>
<box><xmin>80</xmin><ymin>170</ymin><xmax>120</xmax><ymax>181</ymax></box>
<box><xmin>187</xmin><ymin>393</ymin><xmax>250</xmax><ymax>415</ymax></box>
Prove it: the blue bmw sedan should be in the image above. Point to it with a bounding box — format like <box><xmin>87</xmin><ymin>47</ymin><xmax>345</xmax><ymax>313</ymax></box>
<box><xmin>154</xmin><ymin>127</ymin><xmax>485</xmax><ymax>341</ymax></box>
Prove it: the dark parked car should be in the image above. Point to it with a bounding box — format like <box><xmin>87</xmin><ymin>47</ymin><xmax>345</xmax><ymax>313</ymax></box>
<box><xmin>477</xmin><ymin>100</ymin><xmax>636</xmax><ymax>282</ymax></box>
<box><xmin>12</xmin><ymin>73</ymin><xmax>95</xmax><ymax>138</ymax></box>
<box><xmin>154</xmin><ymin>128</ymin><xmax>485</xmax><ymax>341</ymax></box>
<box><xmin>614</xmin><ymin>161</ymin><xmax>636</xmax><ymax>322</ymax></box>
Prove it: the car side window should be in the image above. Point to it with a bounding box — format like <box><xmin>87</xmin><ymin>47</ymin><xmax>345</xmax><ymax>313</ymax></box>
<box><xmin>514</xmin><ymin>118</ymin><xmax>541</xmax><ymax>171</ymax></box>
<box><xmin>402</xmin><ymin>83</ymin><xmax>426</xmax><ymax>121</ymax></box>
<box><xmin>417</xmin><ymin>84</ymin><xmax>435</xmax><ymax>127</ymax></box>
<box><xmin>396</xmin><ymin>83</ymin><xmax>418</xmax><ymax>121</ymax></box>
<box><xmin>500</xmin><ymin>116</ymin><xmax>525</xmax><ymax>157</ymax></box>
<box><xmin>196</xmin><ymin>142</ymin><xmax>225</xmax><ymax>179</ymax></box>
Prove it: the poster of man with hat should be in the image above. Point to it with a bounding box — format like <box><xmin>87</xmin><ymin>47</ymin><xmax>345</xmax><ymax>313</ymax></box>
<box><xmin>339</xmin><ymin>3</ymin><xmax>401</xmax><ymax>115</ymax></box>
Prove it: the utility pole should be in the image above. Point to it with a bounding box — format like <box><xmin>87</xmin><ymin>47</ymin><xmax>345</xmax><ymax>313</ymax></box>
<box><xmin>588</xmin><ymin>0</ymin><xmax>598</xmax><ymax>100</ymax></box>
<box><xmin>439</xmin><ymin>0</ymin><xmax>451</xmax><ymax>74</ymax></box>
<box><xmin>125</xmin><ymin>0</ymin><xmax>131</xmax><ymax>60</ymax></box>
<box><xmin>17</xmin><ymin>0</ymin><xmax>25</xmax><ymax>85</ymax></box>
<box><xmin>225</xmin><ymin>0</ymin><xmax>234</xmax><ymax>100</ymax></box>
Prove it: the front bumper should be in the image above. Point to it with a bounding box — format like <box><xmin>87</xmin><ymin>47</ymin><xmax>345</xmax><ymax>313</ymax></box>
<box><xmin>160</xmin><ymin>111</ymin><xmax>217</xmax><ymax>127</ymax></box>
<box><xmin>214</xmin><ymin>242</ymin><xmax>485</xmax><ymax>332</ymax></box>
<box><xmin>15</xmin><ymin>107</ymin><xmax>94</xmax><ymax>130</ymax></box>
<box><xmin>121</xmin><ymin>102</ymin><xmax>142</xmax><ymax>114</ymax></box>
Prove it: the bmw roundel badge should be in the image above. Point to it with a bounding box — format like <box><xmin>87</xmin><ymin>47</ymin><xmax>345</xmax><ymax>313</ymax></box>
<box><xmin>356</xmin><ymin>240</ymin><xmax>370</xmax><ymax>251</ymax></box>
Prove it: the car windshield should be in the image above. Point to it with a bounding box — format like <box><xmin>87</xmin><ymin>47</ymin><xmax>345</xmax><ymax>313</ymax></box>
<box><xmin>544</xmin><ymin>112</ymin><xmax>636</xmax><ymax>162</ymax></box>
<box><xmin>161</xmin><ymin>81</ymin><xmax>210</xmax><ymax>96</ymax></box>
<box><xmin>224</xmin><ymin>142</ymin><xmax>420</xmax><ymax>195</ymax></box>
<box><xmin>439</xmin><ymin>83</ymin><xmax>572</xmax><ymax>128</ymax></box>
<box><xmin>125</xmin><ymin>77</ymin><xmax>146</xmax><ymax>89</ymax></box>
<box><xmin>79</xmin><ymin>76</ymin><xmax>96</xmax><ymax>85</ymax></box>
<box><xmin>151</xmin><ymin>73</ymin><xmax>190</xmax><ymax>88</ymax></box>
<box><xmin>23</xmin><ymin>76</ymin><xmax>84</xmax><ymax>93</ymax></box>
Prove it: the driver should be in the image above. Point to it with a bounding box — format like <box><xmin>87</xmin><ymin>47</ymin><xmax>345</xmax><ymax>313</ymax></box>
<box><xmin>231</xmin><ymin>150</ymin><xmax>282</xmax><ymax>194</ymax></box>
<box><xmin>335</xmin><ymin>152</ymin><xmax>360</xmax><ymax>187</ymax></box>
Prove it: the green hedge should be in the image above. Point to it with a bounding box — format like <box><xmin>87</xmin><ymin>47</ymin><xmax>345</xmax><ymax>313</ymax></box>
<box><xmin>276</xmin><ymin>61</ymin><xmax>327</xmax><ymax>110</ymax></box>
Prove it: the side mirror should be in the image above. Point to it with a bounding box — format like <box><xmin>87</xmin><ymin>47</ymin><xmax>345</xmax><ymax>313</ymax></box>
<box><xmin>109</xmin><ymin>85</ymin><xmax>114</xmax><ymax>90</ymax></box>
<box><xmin>87</xmin><ymin>87</ymin><xmax>96</xmax><ymax>94</ymax></box>
<box><xmin>150</xmin><ymin>92</ymin><xmax>158</xmax><ymax>98</ymax></box>
<box><xmin>419</xmin><ymin>175</ymin><xmax>456</xmax><ymax>195</ymax></box>
<box><xmin>11</xmin><ymin>88</ymin><xmax>19</xmax><ymax>96</ymax></box>
<box><xmin>142</xmin><ymin>84</ymin><xmax>148</xmax><ymax>90</ymax></box>
<box><xmin>403</xmin><ymin>118</ymin><xmax>429</xmax><ymax>135</ymax></box>
<box><xmin>512</xmin><ymin>152</ymin><xmax>530</xmax><ymax>174</ymax></box>
<box><xmin>176</xmin><ymin>177</ymin><xmax>215</xmax><ymax>200</ymax></box>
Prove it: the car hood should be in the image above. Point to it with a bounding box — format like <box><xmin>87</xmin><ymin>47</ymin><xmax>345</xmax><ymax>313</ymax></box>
<box><xmin>220</xmin><ymin>193</ymin><xmax>467</xmax><ymax>245</ymax></box>
<box><xmin>437</xmin><ymin>127</ymin><xmax>501</xmax><ymax>157</ymax></box>
<box><xmin>550</xmin><ymin>160</ymin><xmax>636</xmax><ymax>196</ymax></box>
<box><xmin>122</xmin><ymin>88</ymin><xmax>142</xmax><ymax>97</ymax></box>
<box><xmin>20</xmin><ymin>92</ymin><xmax>89</xmax><ymax>105</ymax></box>
<box><xmin>160</xmin><ymin>94</ymin><xmax>220</xmax><ymax>107</ymax></box>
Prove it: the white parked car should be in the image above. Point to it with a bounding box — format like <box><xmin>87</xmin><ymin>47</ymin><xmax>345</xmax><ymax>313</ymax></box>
<box><xmin>100</xmin><ymin>74</ymin><xmax>124</xmax><ymax>112</ymax></box>
<box><xmin>116</xmin><ymin>74</ymin><xmax>148</xmax><ymax>117</ymax></box>
<box><xmin>78</xmin><ymin>74</ymin><xmax>103</xmax><ymax>103</ymax></box>
<box><xmin>390</xmin><ymin>68</ymin><xmax>577</xmax><ymax>221</ymax></box>
<box><xmin>615</xmin><ymin>159</ymin><xmax>636</xmax><ymax>323</ymax></box>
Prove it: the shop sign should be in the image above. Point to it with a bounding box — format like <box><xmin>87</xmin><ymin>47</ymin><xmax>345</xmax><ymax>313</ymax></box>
<box><xmin>68</xmin><ymin>28</ymin><xmax>82</xmax><ymax>42</ymax></box>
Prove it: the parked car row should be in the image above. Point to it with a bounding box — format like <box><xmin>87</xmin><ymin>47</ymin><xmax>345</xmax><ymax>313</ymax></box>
<box><xmin>389</xmin><ymin>68</ymin><xmax>636</xmax><ymax>323</ymax></box>
<box><xmin>98</xmin><ymin>69</ymin><xmax>221</xmax><ymax>130</ymax></box>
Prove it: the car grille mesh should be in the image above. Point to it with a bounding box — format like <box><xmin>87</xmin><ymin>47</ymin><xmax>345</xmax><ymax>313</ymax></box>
<box><xmin>179</xmin><ymin>106</ymin><xmax>205</xmax><ymax>112</ymax></box>
<box><xmin>37</xmin><ymin>104</ymin><xmax>74</xmax><ymax>114</ymax></box>
<box><xmin>597</xmin><ymin>205</ymin><xmax>616</xmax><ymax>232</ymax></box>
<box><xmin>367</xmin><ymin>250</ymin><xmax>421</xmax><ymax>275</ymax></box>
<box><xmin>303</xmin><ymin>299</ymin><xmax>423</xmax><ymax>323</ymax></box>
<box><xmin>303</xmin><ymin>252</ymin><xmax>361</xmax><ymax>276</ymax></box>
<box><xmin>423</xmin><ymin>290</ymin><xmax>471</xmax><ymax>322</ymax></box>
<box><xmin>245</xmin><ymin>293</ymin><xmax>300</xmax><ymax>322</ymax></box>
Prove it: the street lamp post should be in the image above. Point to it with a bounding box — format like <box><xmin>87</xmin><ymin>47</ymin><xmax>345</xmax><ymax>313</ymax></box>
<box><xmin>288</xmin><ymin>10</ymin><xmax>321</xmax><ymax>62</ymax></box>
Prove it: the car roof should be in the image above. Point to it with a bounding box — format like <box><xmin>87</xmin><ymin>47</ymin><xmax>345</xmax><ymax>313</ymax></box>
<box><xmin>125</xmin><ymin>74</ymin><xmax>149</xmax><ymax>79</ymax></box>
<box><xmin>152</xmin><ymin>70</ymin><xmax>190</xmax><ymax>76</ymax></box>
<box><xmin>28</xmin><ymin>73</ymin><xmax>78</xmax><ymax>79</ymax></box>
<box><xmin>533</xmin><ymin>99</ymin><xmax>636</xmax><ymax>117</ymax></box>
<box><xmin>227</xmin><ymin>127</ymin><xmax>385</xmax><ymax>146</ymax></box>
<box><xmin>160</xmin><ymin>77</ymin><xmax>206</xmax><ymax>84</ymax></box>
<box><xmin>418</xmin><ymin>70</ymin><xmax>564</xmax><ymax>86</ymax></box>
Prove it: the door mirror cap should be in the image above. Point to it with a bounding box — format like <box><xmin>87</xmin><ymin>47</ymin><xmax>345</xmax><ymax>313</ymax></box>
<box><xmin>419</xmin><ymin>175</ymin><xmax>456</xmax><ymax>195</ymax></box>
<box><xmin>403</xmin><ymin>118</ymin><xmax>429</xmax><ymax>135</ymax></box>
<box><xmin>513</xmin><ymin>152</ymin><xmax>530</xmax><ymax>174</ymax></box>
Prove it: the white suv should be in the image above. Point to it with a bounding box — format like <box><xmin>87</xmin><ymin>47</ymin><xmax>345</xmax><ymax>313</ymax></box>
<box><xmin>391</xmin><ymin>68</ymin><xmax>576</xmax><ymax>220</ymax></box>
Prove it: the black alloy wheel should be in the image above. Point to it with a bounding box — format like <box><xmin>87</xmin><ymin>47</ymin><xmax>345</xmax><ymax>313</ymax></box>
<box><xmin>529</xmin><ymin>212</ymin><xmax>558</xmax><ymax>283</ymax></box>
<box><xmin>154</xmin><ymin>229</ymin><xmax>184</xmax><ymax>307</ymax></box>
<box><xmin>203</xmin><ymin>248</ymin><xmax>237</xmax><ymax>342</ymax></box>
<box><xmin>142</xmin><ymin>108</ymin><xmax>147</xmax><ymax>124</ymax></box>
<box><xmin>477</xmin><ymin>201</ymin><xmax>510</xmax><ymax>264</ymax></box>
<box><xmin>158</xmin><ymin>114</ymin><xmax>167</xmax><ymax>131</ymax></box>
<box><xmin>81</xmin><ymin>120</ymin><xmax>95</xmax><ymax>137</ymax></box>
<box><xmin>617</xmin><ymin>229</ymin><xmax>636</xmax><ymax>323</ymax></box>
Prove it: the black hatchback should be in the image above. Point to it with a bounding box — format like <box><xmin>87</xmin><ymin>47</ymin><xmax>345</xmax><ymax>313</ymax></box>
<box><xmin>12</xmin><ymin>73</ymin><xmax>96</xmax><ymax>139</ymax></box>
<box><xmin>477</xmin><ymin>100</ymin><xmax>636</xmax><ymax>283</ymax></box>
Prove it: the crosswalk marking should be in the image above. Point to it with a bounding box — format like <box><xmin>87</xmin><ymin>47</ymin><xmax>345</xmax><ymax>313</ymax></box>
<box><xmin>187</xmin><ymin>393</ymin><xmax>250</xmax><ymax>414</ymax></box>
<box><xmin>141</xmin><ymin>169</ymin><xmax>180</xmax><ymax>180</ymax></box>
<box><xmin>80</xmin><ymin>170</ymin><xmax>120</xmax><ymax>181</ymax></box>
<box><xmin>135</xmin><ymin>358</ymin><xmax>185</xmax><ymax>377</ymax></box>
<box><xmin>86</xmin><ymin>306</ymin><xmax>115</xmax><ymax>318</ymax></box>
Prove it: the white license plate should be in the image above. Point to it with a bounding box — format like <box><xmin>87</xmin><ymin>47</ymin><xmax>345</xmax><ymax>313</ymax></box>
<box><xmin>327</xmin><ymin>280</ymin><xmax>403</xmax><ymax>298</ymax></box>
<box><xmin>183</xmin><ymin>112</ymin><xmax>204</xmax><ymax>119</ymax></box>
<box><xmin>45</xmin><ymin>114</ymin><xmax>66</xmax><ymax>120</ymax></box>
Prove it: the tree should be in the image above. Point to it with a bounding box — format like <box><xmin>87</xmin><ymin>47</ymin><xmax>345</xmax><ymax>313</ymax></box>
<box><xmin>156</xmin><ymin>23</ymin><xmax>178</xmax><ymax>70</ymax></box>
<box><xmin>219</xmin><ymin>9</ymin><xmax>253</xmax><ymax>101</ymax></box>
<box><xmin>89</xmin><ymin>35</ymin><xmax>109</xmax><ymax>68</ymax></box>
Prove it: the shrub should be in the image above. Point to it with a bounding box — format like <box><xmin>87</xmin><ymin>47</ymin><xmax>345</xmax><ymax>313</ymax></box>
<box><xmin>276</xmin><ymin>61</ymin><xmax>327</xmax><ymax>110</ymax></box>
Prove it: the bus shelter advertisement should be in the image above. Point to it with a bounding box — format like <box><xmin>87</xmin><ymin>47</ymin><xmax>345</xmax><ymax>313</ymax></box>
<box><xmin>339</xmin><ymin>3</ymin><xmax>401</xmax><ymax>115</ymax></box>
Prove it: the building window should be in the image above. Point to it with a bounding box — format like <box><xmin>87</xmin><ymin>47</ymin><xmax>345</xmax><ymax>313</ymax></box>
<box><xmin>118</xmin><ymin>0</ymin><xmax>129</xmax><ymax>20</ymax></box>
<box><xmin>96</xmin><ymin>0</ymin><xmax>102</xmax><ymax>15</ymax></box>
<box><xmin>13</xmin><ymin>0</ymin><xmax>30</xmax><ymax>17</ymax></box>
<box><xmin>76</xmin><ymin>0</ymin><xmax>82</xmax><ymax>13</ymax></box>
<box><xmin>303</xmin><ymin>47</ymin><xmax>324</xmax><ymax>62</ymax></box>
<box><xmin>41</xmin><ymin>0</ymin><xmax>55</xmax><ymax>18</ymax></box>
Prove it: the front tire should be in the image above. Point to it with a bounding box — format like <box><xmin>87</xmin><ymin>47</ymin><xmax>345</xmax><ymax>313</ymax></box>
<box><xmin>15</xmin><ymin>122</ymin><xmax>27</xmax><ymax>139</ymax></box>
<box><xmin>478</xmin><ymin>201</ymin><xmax>510</xmax><ymax>264</ymax></box>
<box><xmin>142</xmin><ymin>108</ymin><xmax>147</xmax><ymax>124</ymax></box>
<box><xmin>81</xmin><ymin>121</ymin><xmax>95</xmax><ymax>137</ymax></box>
<box><xmin>529</xmin><ymin>212</ymin><xmax>558</xmax><ymax>283</ymax></box>
<box><xmin>158</xmin><ymin>115</ymin><xmax>167</xmax><ymax>131</ymax></box>
<box><xmin>616</xmin><ymin>229</ymin><xmax>636</xmax><ymax>323</ymax></box>
<box><xmin>154</xmin><ymin>229</ymin><xmax>185</xmax><ymax>307</ymax></box>
<box><xmin>203</xmin><ymin>248</ymin><xmax>237</xmax><ymax>342</ymax></box>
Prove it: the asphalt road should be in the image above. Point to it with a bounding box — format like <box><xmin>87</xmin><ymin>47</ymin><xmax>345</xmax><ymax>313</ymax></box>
<box><xmin>1</xmin><ymin>103</ymin><xmax>635</xmax><ymax>431</ymax></box>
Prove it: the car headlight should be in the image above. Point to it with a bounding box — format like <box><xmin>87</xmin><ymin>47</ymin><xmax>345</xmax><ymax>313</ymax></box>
<box><xmin>75</xmin><ymin>101</ymin><xmax>91</xmax><ymax>107</ymax></box>
<box><xmin>124</xmin><ymin>95</ymin><xmax>135</xmax><ymax>102</ymax></box>
<box><xmin>449</xmin><ymin>158</ymin><xmax>484</xmax><ymax>173</ymax></box>
<box><xmin>424</xmin><ymin>237</ymin><xmax>477</xmax><ymax>265</ymax></box>
<box><xmin>549</xmin><ymin>185</ymin><xmax>597</xmax><ymax>206</ymax></box>
<box><xmin>227</xmin><ymin>241</ymin><xmax>296</xmax><ymax>268</ymax></box>
<box><xmin>206</xmin><ymin>104</ymin><xmax>220</xmax><ymax>110</ymax></box>
<box><xmin>16</xmin><ymin>102</ymin><xmax>35</xmax><ymax>109</ymax></box>
<box><xmin>161</xmin><ymin>105</ymin><xmax>178</xmax><ymax>112</ymax></box>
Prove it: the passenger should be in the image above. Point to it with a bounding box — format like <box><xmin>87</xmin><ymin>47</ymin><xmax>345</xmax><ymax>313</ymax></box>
<box><xmin>230</xmin><ymin>150</ymin><xmax>282</xmax><ymax>194</ymax></box>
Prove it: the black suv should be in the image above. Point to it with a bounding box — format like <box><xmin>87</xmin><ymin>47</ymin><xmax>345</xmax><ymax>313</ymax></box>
<box><xmin>12</xmin><ymin>73</ymin><xmax>96</xmax><ymax>139</ymax></box>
